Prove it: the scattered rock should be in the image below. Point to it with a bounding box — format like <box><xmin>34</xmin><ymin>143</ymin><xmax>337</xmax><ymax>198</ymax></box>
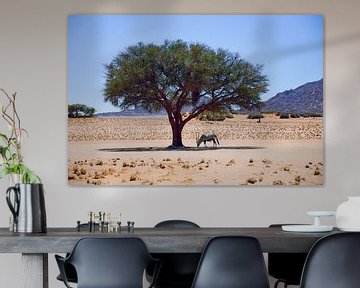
<box><xmin>273</xmin><ymin>180</ymin><xmax>284</xmax><ymax>185</ymax></box>
<box><xmin>129</xmin><ymin>174</ymin><xmax>137</xmax><ymax>181</ymax></box>
<box><xmin>68</xmin><ymin>174</ymin><xmax>76</xmax><ymax>180</ymax></box>
<box><xmin>93</xmin><ymin>179</ymin><xmax>102</xmax><ymax>185</ymax></box>
<box><xmin>226</xmin><ymin>159</ymin><xmax>236</xmax><ymax>166</ymax></box>
<box><xmin>314</xmin><ymin>167</ymin><xmax>322</xmax><ymax>175</ymax></box>
<box><xmin>247</xmin><ymin>177</ymin><xmax>257</xmax><ymax>184</ymax></box>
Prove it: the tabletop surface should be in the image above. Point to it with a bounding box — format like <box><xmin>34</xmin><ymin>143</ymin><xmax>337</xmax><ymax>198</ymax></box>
<box><xmin>0</xmin><ymin>227</ymin><xmax>339</xmax><ymax>253</ymax></box>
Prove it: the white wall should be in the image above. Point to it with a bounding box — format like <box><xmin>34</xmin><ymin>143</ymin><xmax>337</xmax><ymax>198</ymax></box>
<box><xmin>1</xmin><ymin>0</ymin><xmax>360</xmax><ymax>287</ymax></box>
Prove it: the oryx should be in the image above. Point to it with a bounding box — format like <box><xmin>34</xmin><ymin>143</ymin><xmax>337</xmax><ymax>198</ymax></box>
<box><xmin>196</xmin><ymin>134</ymin><xmax>220</xmax><ymax>147</ymax></box>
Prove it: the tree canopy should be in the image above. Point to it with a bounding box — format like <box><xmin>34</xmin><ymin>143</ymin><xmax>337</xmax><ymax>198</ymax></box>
<box><xmin>68</xmin><ymin>104</ymin><xmax>96</xmax><ymax>118</ymax></box>
<box><xmin>104</xmin><ymin>40</ymin><xmax>268</xmax><ymax>147</ymax></box>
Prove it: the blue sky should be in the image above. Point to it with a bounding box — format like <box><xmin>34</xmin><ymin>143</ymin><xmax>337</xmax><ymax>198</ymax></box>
<box><xmin>68</xmin><ymin>15</ymin><xmax>323</xmax><ymax>113</ymax></box>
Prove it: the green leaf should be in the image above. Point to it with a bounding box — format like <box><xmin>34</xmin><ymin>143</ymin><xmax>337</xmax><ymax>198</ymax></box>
<box><xmin>18</xmin><ymin>164</ymin><xmax>41</xmax><ymax>184</ymax></box>
<box><xmin>0</xmin><ymin>168</ymin><xmax>9</xmax><ymax>179</ymax></box>
<box><xmin>21</xmin><ymin>128</ymin><xmax>29</xmax><ymax>137</ymax></box>
<box><xmin>1</xmin><ymin>146</ymin><xmax>8</xmax><ymax>158</ymax></box>
<box><xmin>0</xmin><ymin>133</ymin><xmax>9</xmax><ymax>142</ymax></box>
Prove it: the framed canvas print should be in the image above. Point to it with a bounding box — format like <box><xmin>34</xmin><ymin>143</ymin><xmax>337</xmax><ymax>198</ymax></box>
<box><xmin>68</xmin><ymin>15</ymin><xmax>323</xmax><ymax>186</ymax></box>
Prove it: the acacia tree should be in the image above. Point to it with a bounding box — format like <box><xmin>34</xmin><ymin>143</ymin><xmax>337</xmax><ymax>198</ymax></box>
<box><xmin>104</xmin><ymin>40</ymin><xmax>268</xmax><ymax>148</ymax></box>
<box><xmin>68</xmin><ymin>104</ymin><xmax>96</xmax><ymax>118</ymax></box>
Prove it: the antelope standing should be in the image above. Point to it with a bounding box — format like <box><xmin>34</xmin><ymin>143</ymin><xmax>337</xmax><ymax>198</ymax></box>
<box><xmin>196</xmin><ymin>134</ymin><xmax>220</xmax><ymax>147</ymax></box>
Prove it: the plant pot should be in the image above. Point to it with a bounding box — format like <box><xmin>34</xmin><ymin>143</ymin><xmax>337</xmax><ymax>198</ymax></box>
<box><xmin>336</xmin><ymin>197</ymin><xmax>360</xmax><ymax>231</ymax></box>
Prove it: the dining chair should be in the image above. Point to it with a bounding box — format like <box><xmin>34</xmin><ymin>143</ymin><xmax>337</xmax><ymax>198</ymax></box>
<box><xmin>268</xmin><ymin>224</ymin><xmax>308</xmax><ymax>288</ymax></box>
<box><xmin>300</xmin><ymin>232</ymin><xmax>360</xmax><ymax>288</ymax></box>
<box><xmin>191</xmin><ymin>236</ymin><xmax>270</xmax><ymax>288</ymax></box>
<box><xmin>147</xmin><ymin>220</ymin><xmax>201</xmax><ymax>288</ymax></box>
<box><xmin>56</xmin><ymin>223</ymin><xmax>99</xmax><ymax>284</ymax></box>
<box><xmin>55</xmin><ymin>237</ymin><xmax>161</xmax><ymax>288</ymax></box>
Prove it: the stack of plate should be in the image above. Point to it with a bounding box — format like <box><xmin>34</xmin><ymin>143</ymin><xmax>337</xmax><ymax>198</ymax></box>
<box><xmin>282</xmin><ymin>211</ymin><xmax>336</xmax><ymax>232</ymax></box>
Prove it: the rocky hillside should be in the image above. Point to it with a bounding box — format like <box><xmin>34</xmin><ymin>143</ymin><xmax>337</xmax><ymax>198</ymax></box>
<box><xmin>263</xmin><ymin>79</ymin><xmax>323</xmax><ymax>115</ymax></box>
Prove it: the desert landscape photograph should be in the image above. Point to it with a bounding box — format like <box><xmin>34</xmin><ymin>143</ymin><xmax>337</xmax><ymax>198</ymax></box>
<box><xmin>68</xmin><ymin>15</ymin><xmax>323</xmax><ymax>186</ymax></box>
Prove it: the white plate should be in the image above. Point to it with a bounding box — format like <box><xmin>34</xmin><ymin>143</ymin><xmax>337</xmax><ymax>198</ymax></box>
<box><xmin>282</xmin><ymin>225</ymin><xmax>333</xmax><ymax>232</ymax></box>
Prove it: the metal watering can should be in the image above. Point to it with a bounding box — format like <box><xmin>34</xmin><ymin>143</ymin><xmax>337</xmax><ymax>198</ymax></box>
<box><xmin>6</xmin><ymin>183</ymin><xmax>47</xmax><ymax>233</ymax></box>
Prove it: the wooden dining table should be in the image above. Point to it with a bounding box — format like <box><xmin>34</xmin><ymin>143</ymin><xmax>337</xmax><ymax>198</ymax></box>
<box><xmin>0</xmin><ymin>226</ymin><xmax>339</xmax><ymax>288</ymax></box>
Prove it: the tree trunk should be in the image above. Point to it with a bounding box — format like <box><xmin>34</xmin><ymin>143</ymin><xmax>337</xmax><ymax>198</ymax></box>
<box><xmin>169</xmin><ymin>122</ymin><xmax>184</xmax><ymax>149</ymax></box>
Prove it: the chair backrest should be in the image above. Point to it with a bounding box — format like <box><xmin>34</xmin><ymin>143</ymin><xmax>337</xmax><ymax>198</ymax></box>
<box><xmin>151</xmin><ymin>220</ymin><xmax>201</xmax><ymax>286</ymax></box>
<box><xmin>300</xmin><ymin>232</ymin><xmax>360</xmax><ymax>288</ymax></box>
<box><xmin>191</xmin><ymin>236</ymin><xmax>270</xmax><ymax>288</ymax></box>
<box><xmin>268</xmin><ymin>224</ymin><xmax>308</xmax><ymax>285</ymax></box>
<box><xmin>67</xmin><ymin>237</ymin><xmax>154</xmax><ymax>288</ymax></box>
<box><xmin>155</xmin><ymin>219</ymin><xmax>200</xmax><ymax>228</ymax></box>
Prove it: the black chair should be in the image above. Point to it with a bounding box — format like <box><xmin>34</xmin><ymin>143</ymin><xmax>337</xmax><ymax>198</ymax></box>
<box><xmin>300</xmin><ymin>232</ymin><xmax>360</xmax><ymax>288</ymax></box>
<box><xmin>55</xmin><ymin>237</ymin><xmax>160</xmax><ymax>288</ymax></box>
<box><xmin>155</xmin><ymin>220</ymin><xmax>200</xmax><ymax>229</ymax></box>
<box><xmin>191</xmin><ymin>236</ymin><xmax>270</xmax><ymax>288</ymax></box>
<box><xmin>56</xmin><ymin>223</ymin><xmax>99</xmax><ymax>284</ymax></box>
<box><xmin>56</xmin><ymin>262</ymin><xmax>77</xmax><ymax>284</ymax></box>
<box><xmin>147</xmin><ymin>220</ymin><xmax>201</xmax><ymax>288</ymax></box>
<box><xmin>268</xmin><ymin>224</ymin><xmax>308</xmax><ymax>288</ymax></box>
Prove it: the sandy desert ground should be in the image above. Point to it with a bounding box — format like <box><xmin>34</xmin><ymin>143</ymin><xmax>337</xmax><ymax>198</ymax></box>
<box><xmin>68</xmin><ymin>114</ymin><xmax>323</xmax><ymax>186</ymax></box>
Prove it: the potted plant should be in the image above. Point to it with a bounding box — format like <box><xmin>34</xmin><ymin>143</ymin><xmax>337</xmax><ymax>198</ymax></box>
<box><xmin>0</xmin><ymin>88</ymin><xmax>46</xmax><ymax>233</ymax></box>
<box><xmin>0</xmin><ymin>89</ymin><xmax>40</xmax><ymax>183</ymax></box>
